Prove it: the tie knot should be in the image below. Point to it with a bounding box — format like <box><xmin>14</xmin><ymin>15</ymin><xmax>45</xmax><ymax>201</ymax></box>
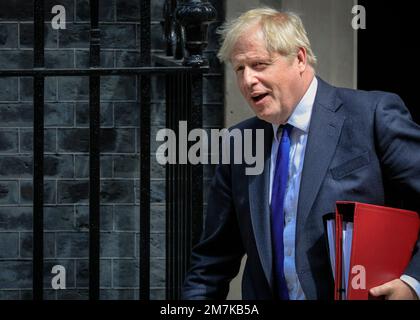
<box><xmin>278</xmin><ymin>123</ymin><xmax>293</xmax><ymax>139</ymax></box>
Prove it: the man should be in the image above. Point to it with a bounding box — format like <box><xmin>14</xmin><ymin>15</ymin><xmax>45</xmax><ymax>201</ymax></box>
<box><xmin>182</xmin><ymin>8</ymin><xmax>420</xmax><ymax>300</ymax></box>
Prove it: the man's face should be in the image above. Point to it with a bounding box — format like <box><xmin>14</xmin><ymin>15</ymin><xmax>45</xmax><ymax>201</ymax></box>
<box><xmin>231</xmin><ymin>25</ymin><xmax>306</xmax><ymax>124</ymax></box>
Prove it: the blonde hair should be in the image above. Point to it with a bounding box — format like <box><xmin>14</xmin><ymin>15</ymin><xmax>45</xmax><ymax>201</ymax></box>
<box><xmin>217</xmin><ymin>8</ymin><xmax>317</xmax><ymax>66</ymax></box>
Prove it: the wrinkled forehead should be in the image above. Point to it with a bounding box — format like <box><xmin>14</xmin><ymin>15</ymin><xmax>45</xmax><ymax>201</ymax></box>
<box><xmin>231</xmin><ymin>37</ymin><xmax>278</xmax><ymax>67</ymax></box>
<box><xmin>230</xmin><ymin>27</ymin><xmax>269</xmax><ymax>62</ymax></box>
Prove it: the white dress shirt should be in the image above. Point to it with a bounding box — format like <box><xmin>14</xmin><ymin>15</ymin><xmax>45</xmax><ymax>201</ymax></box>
<box><xmin>268</xmin><ymin>76</ymin><xmax>420</xmax><ymax>299</ymax></box>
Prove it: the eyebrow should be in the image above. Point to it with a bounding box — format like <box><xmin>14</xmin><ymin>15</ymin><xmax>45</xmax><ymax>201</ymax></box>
<box><xmin>233</xmin><ymin>56</ymin><xmax>273</xmax><ymax>68</ymax></box>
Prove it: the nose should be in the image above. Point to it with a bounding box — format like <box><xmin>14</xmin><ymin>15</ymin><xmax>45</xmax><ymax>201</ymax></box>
<box><xmin>242</xmin><ymin>66</ymin><xmax>258</xmax><ymax>89</ymax></box>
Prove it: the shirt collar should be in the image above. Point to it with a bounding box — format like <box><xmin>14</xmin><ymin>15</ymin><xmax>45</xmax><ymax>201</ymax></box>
<box><xmin>272</xmin><ymin>76</ymin><xmax>318</xmax><ymax>141</ymax></box>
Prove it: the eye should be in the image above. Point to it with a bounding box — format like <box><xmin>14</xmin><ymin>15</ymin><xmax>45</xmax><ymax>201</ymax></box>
<box><xmin>235</xmin><ymin>65</ymin><xmax>244</xmax><ymax>73</ymax></box>
<box><xmin>253</xmin><ymin>62</ymin><xmax>268</xmax><ymax>70</ymax></box>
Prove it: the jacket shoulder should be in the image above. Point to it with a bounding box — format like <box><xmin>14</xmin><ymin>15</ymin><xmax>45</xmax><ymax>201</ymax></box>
<box><xmin>335</xmin><ymin>85</ymin><xmax>403</xmax><ymax>110</ymax></box>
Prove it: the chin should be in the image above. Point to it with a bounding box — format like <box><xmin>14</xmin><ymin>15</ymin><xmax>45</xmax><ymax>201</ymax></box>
<box><xmin>253</xmin><ymin>107</ymin><xmax>275</xmax><ymax>123</ymax></box>
<box><xmin>255</xmin><ymin>112</ymin><xmax>275</xmax><ymax>124</ymax></box>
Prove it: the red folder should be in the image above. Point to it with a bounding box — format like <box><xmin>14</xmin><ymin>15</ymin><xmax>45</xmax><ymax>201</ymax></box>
<box><xmin>333</xmin><ymin>201</ymin><xmax>420</xmax><ymax>300</ymax></box>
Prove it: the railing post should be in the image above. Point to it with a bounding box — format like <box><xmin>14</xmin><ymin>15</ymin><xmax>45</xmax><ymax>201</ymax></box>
<box><xmin>33</xmin><ymin>0</ymin><xmax>45</xmax><ymax>301</ymax></box>
<box><xmin>89</xmin><ymin>0</ymin><xmax>101</xmax><ymax>300</ymax></box>
<box><xmin>140</xmin><ymin>0</ymin><xmax>152</xmax><ymax>301</ymax></box>
<box><xmin>177</xmin><ymin>0</ymin><xmax>216</xmax><ymax>246</ymax></box>
<box><xmin>163</xmin><ymin>0</ymin><xmax>216</xmax><ymax>300</ymax></box>
<box><xmin>163</xmin><ymin>0</ymin><xmax>184</xmax><ymax>60</ymax></box>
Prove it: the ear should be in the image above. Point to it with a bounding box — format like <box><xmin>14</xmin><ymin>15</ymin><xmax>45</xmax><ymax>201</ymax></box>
<box><xmin>296</xmin><ymin>47</ymin><xmax>307</xmax><ymax>72</ymax></box>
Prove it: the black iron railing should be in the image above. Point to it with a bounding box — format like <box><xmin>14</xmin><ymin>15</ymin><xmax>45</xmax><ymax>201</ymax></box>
<box><xmin>32</xmin><ymin>0</ymin><xmax>45</xmax><ymax>301</ymax></box>
<box><xmin>0</xmin><ymin>0</ymin><xmax>216</xmax><ymax>300</ymax></box>
<box><xmin>160</xmin><ymin>0</ymin><xmax>216</xmax><ymax>300</ymax></box>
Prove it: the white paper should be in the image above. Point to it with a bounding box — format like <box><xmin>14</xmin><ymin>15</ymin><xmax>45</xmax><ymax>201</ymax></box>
<box><xmin>342</xmin><ymin>222</ymin><xmax>354</xmax><ymax>300</ymax></box>
<box><xmin>326</xmin><ymin>219</ymin><xmax>336</xmax><ymax>280</ymax></box>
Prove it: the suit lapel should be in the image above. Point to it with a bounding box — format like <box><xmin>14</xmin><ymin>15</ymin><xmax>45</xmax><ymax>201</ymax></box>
<box><xmin>296</xmin><ymin>78</ymin><xmax>346</xmax><ymax>237</ymax></box>
<box><xmin>248</xmin><ymin>120</ymin><xmax>274</xmax><ymax>291</ymax></box>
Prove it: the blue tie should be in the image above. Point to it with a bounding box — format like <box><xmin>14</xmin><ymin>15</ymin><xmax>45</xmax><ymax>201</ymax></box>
<box><xmin>271</xmin><ymin>124</ymin><xmax>293</xmax><ymax>300</ymax></box>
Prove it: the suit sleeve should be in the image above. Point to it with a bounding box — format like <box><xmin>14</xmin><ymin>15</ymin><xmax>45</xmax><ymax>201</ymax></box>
<box><xmin>374</xmin><ymin>92</ymin><xmax>420</xmax><ymax>281</ymax></box>
<box><xmin>181</xmin><ymin>160</ymin><xmax>245</xmax><ymax>299</ymax></box>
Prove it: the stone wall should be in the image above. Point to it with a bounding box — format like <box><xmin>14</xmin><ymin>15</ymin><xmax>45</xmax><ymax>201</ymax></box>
<box><xmin>0</xmin><ymin>0</ymin><xmax>224</xmax><ymax>300</ymax></box>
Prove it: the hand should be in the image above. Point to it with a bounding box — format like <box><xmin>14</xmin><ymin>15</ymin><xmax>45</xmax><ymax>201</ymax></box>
<box><xmin>369</xmin><ymin>279</ymin><xmax>419</xmax><ymax>300</ymax></box>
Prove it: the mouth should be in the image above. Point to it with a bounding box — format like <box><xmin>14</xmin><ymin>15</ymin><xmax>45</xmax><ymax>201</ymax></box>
<box><xmin>251</xmin><ymin>93</ymin><xmax>269</xmax><ymax>104</ymax></box>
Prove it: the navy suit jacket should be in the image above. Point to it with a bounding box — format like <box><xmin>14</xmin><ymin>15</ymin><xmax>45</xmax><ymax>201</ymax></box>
<box><xmin>182</xmin><ymin>77</ymin><xmax>420</xmax><ymax>300</ymax></box>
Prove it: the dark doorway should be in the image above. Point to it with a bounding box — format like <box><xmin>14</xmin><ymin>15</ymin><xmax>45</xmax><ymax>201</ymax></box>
<box><xmin>358</xmin><ymin>1</ymin><xmax>419</xmax><ymax>124</ymax></box>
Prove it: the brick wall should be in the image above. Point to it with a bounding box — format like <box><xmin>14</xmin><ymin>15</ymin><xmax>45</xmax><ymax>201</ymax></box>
<box><xmin>0</xmin><ymin>0</ymin><xmax>224</xmax><ymax>300</ymax></box>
